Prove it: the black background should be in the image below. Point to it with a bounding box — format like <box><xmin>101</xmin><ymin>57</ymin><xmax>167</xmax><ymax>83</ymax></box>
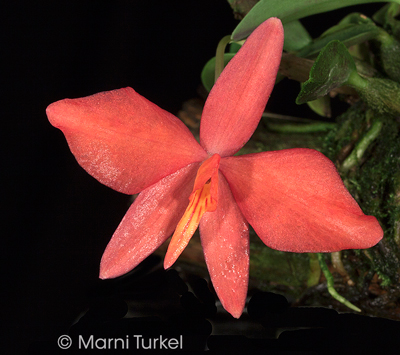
<box><xmin>3</xmin><ymin>1</ymin><xmax>396</xmax><ymax>353</ymax></box>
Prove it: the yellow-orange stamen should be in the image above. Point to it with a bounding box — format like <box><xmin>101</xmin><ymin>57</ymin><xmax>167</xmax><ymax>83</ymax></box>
<box><xmin>164</xmin><ymin>154</ymin><xmax>220</xmax><ymax>268</ymax></box>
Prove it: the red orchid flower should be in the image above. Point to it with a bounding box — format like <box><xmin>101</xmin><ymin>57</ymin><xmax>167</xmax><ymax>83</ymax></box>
<box><xmin>46</xmin><ymin>18</ymin><xmax>383</xmax><ymax>318</ymax></box>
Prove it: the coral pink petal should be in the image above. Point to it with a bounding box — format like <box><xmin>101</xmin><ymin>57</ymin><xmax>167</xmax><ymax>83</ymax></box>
<box><xmin>100</xmin><ymin>163</ymin><xmax>199</xmax><ymax>279</ymax></box>
<box><xmin>220</xmin><ymin>149</ymin><xmax>383</xmax><ymax>252</ymax></box>
<box><xmin>199</xmin><ymin>173</ymin><xmax>249</xmax><ymax>318</ymax></box>
<box><xmin>200</xmin><ymin>18</ymin><xmax>284</xmax><ymax>157</ymax></box>
<box><xmin>47</xmin><ymin>87</ymin><xmax>207</xmax><ymax>195</ymax></box>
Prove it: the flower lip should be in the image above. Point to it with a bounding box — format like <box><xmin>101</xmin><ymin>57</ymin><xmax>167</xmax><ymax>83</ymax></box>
<box><xmin>189</xmin><ymin>154</ymin><xmax>220</xmax><ymax>203</ymax></box>
<box><xmin>164</xmin><ymin>154</ymin><xmax>221</xmax><ymax>268</ymax></box>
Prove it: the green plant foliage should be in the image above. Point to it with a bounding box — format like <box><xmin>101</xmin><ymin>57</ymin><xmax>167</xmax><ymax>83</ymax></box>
<box><xmin>322</xmin><ymin>105</ymin><xmax>400</xmax><ymax>289</ymax></box>
<box><xmin>228</xmin><ymin>42</ymin><xmax>242</xmax><ymax>54</ymax></box>
<box><xmin>200</xmin><ymin>53</ymin><xmax>235</xmax><ymax>92</ymax></box>
<box><xmin>351</xmin><ymin>76</ymin><xmax>400</xmax><ymax>114</ymax></box>
<box><xmin>376</xmin><ymin>31</ymin><xmax>400</xmax><ymax>82</ymax></box>
<box><xmin>265</xmin><ymin>121</ymin><xmax>336</xmax><ymax>133</ymax></box>
<box><xmin>283</xmin><ymin>20</ymin><xmax>312</xmax><ymax>52</ymax></box>
<box><xmin>317</xmin><ymin>253</ymin><xmax>361</xmax><ymax>312</ymax></box>
<box><xmin>231</xmin><ymin>0</ymin><xmax>400</xmax><ymax>41</ymax></box>
<box><xmin>341</xmin><ymin>120</ymin><xmax>383</xmax><ymax>172</ymax></box>
<box><xmin>297</xmin><ymin>22</ymin><xmax>380</xmax><ymax>58</ymax></box>
<box><xmin>296</xmin><ymin>40</ymin><xmax>357</xmax><ymax>104</ymax></box>
<box><xmin>373</xmin><ymin>3</ymin><xmax>400</xmax><ymax>38</ymax></box>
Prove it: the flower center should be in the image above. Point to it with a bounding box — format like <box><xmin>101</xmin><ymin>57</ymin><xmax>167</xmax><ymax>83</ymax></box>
<box><xmin>164</xmin><ymin>154</ymin><xmax>220</xmax><ymax>268</ymax></box>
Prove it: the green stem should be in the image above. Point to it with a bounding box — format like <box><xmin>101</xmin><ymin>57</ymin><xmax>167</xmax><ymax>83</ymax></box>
<box><xmin>342</xmin><ymin>120</ymin><xmax>383</xmax><ymax>172</ymax></box>
<box><xmin>317</xmin><ymin>253</ymin><xmax>361</xmax><ymax>312</ymax></box>
<box><xmin>331</xmin><ymin>251</ymin><xmax>354</xmax><ymax>286</ymax></box>
<box><xmin>346</xmin><ymin>70</ymin><xmax>369</xmax><ymax>91</ymax></box>
<box><xmin>307</xmin><ymin>253</ymin><xmax>321</xmax><ymax>287</ymax></box>
<box><xmin>262</xmin><ymin>112</ymin><xmax>315</xmax><ymax>122</ymax></box>
<box><xmin>361</xmin><ymin>78</ymin><xmax>400</xmax><ymax>115</ymax></box>
<box><xmin>266</xmin><ymin>122</ymin><xmax>336</xmax><ymax>133</ymax></box>
<box><xmin>215</xmin><ymin>35</ymin><xmax>232</xmax><ymax>82</ymax></box>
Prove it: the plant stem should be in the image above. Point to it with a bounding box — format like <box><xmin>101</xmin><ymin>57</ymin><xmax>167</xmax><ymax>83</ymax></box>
<box><xmin>331</xmin><ymin>251</ymin><xmax>354</xmax><ymax>286</ymax></box>
<box><xmin>317</xmin><ymin>253</ymin><xmax>361</xmax><ymax>312</ymax></box>
<box><xmin>266</xmin><ymin>122</ymin><xmax>336</xmax><ymax>133</ymax></box>
<box><xmin>342</xmin><ymin>120</ymin><xmax>383</xmax><ymax>172</ymax></box>
<box><xmin>307</xmin><ymin>253</ymin><xmax>321</xmax><ymax>287</ymax></box>
<box><xmin>262</xmin><ymin>112</ymin><xmax>315</xmax><ymax>122</ymax></box>
<box><xmin>346</xmin><ymin>70</ymin><xmax>369</xmax><ymax>90</ymax></box>
<box><xmin>215</xmin><ymin>35</ymin><xmax>232</xmax><ymax>82</ymax></box>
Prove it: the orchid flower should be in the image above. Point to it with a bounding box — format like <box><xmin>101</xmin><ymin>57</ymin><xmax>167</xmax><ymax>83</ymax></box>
<box><xmin>46</xmin><ymin>18</ymin><xmax>383</xmax><ymax>318</ymax></box>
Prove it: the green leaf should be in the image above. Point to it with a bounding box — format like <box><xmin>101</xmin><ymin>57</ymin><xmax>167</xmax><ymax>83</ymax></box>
<box><xmin>283</xmin><ymin>20</ymin><xmax>312</xmax><ymax>52</ymax></box>
<box><xmin>297</xmin><ymin>23</ymin><xmax>380</xmax><ymax>58</ymax></box>
<box><xmin>228</xmin><ymin>42</ymin><xmax>242</xmax><ymax>54</ymax></box>
<box><xmin>200</xmin><ymin>53</ymin><xmax>235</xmax><ymax>92</ymax></box>
<box><xmin>296</xmin><ymin>13</ymin><xmax>379</xmax><ymax>58</ymax></box>
<box><xmin>296</xmin><ymin>40</ymin><xmax>357</xmax><ymax>104</ymax></box>
<box><xmin>373</xmin><ymin>3</ymin><xmax>391</xmax><ymax>24</ymax></box>
<box><xmin>373</xmin><ymin>3</ymin><xmax>400</xmax><ymax>26</ymax></box>
<box><xmin>231</xmin><ymin>0</ymin><xmax>400</xmax><ymax>41</ymax></box>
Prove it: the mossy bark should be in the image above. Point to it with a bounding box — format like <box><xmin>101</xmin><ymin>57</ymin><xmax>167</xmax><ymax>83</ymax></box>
<box><xmin>318</xmin><ymin>104</ymin><xmax>400</xmax><ymax>318</ymax></box>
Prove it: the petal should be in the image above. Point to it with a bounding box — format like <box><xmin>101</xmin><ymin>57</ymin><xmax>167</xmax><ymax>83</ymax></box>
<box><xmin>200</xmin><ymin>18</ymin><xmax>284</xmax><ymax>157</ymax></box>
<box><xmin>199</xmin><ymin>173</ymin><xmax>249</xmax><ymax>318</ymax></box>
<box><xmin>220</xmin><ymin>149</ymin><xmax>383</xmax><ymax>252</ymax></box>
<box><xmin>100</xmin><ymin>163</ymin><xmax>199</xmax><ymax>279</ymax></box>
<box><xmin>47</xmin><ymin>87</ymin><xmax>207</xmax><ymax>194</ymax></box>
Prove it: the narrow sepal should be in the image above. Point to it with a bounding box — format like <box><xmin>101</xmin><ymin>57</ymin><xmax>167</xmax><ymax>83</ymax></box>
<box><xmin>200</xmin><ymin>18</ymin><xmax>284</xmax><ymax>157</ymax></box>
<box><xmin>164</xmin><ymin>154</ymin><xmax>220</xmax><ymax>268</ymax></box>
